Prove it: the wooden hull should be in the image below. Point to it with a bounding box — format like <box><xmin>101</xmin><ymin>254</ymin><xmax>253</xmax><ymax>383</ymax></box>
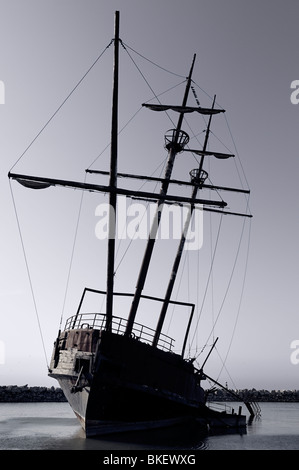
<box><xmin>49</xmin><ymin>328</ymin><xmax>246</xmax><ymax>437</ymax></box>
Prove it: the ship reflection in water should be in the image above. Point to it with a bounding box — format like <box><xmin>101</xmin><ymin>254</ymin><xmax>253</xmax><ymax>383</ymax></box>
<box><xmin>2</xmin><ymin>402</ymin><xmax>299</xmax><ymax>450</ymax></box>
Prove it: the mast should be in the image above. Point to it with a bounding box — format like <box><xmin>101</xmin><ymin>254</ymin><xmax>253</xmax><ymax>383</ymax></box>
<box><xmin>124</xmin><ymin>55</ymin><xmax>196</xmax><ymax>337</ymax></box>
<box><xmin>152</xmin><ymin>96</ymin><xmax>216</xmax><ymax>350</ymax></box>
<box><xmin>105</xmin><ymin>10</ymin><xmax>119</xmax><ymax>331</ymax></box>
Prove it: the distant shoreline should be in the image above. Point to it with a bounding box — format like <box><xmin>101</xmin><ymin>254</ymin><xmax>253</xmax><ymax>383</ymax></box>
<box><xmin>0</xmin><ymin>385</ymin><xmax>67</xmax><ymax>402</ymax></box>
<box><xmin>0</xmin><ymin>385</ymin><xmax>299</xmax><ymax>403</ymax></box>
<box><xmin>209</xmin><ymin>388</ymin><xmax>299</xmax><ymax>403</ymax></box>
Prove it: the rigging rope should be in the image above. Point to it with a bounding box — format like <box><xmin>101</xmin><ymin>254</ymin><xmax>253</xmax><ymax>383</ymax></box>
<box><xmin>165</xmin><ymin>248</ymin><xmax>188</xmax><ymax>337</ymax></box>
<box><xmin>190</xmin><ymin>80</ymin><xmax>251</xmax><ymax>192</ymax></box>
<box><xmin>9</xmin><ymin>41</ymin><xmax>114</xmax><ymax>334</ymax></box>
<box><xmin>214</xmin><ymin>348</ymin><xmax>239</xmax><ymax>390</ymax></box>
<box><xmin>59</xmin><ymin>174</ymin><xmax>87</xmax><ymax>328</ymax></box>
<box><xmin>215</xmin><ymin>216</ymin><xmax>252</xmax><ymax>380</ymax></box>
<box><xmin>86</xmin><ymin>78</ymin><xmax>186</xmax><ymax>170</ymax></box>
<box><xmin>86</xmin><ymin>106</ymin><xmax>143</xmax><ymax>170</ymax></box>
<box><xmin>9</xmin><ymin>180</ymin><xmax>49</xmax><ymax>370</ymax></box>
<box><xmin>183</xmin><ymin>83</ymin><xmax>252</xmax><ymax>379</ymax></box>
<box><xmin>114</xmin><ymin>156</ymin><xmax>168</xmax><ymax>273</ymax></box>
<box><xmin>120</xmin><ymin>42</ymin><xmax>186</xmax><ymax>79</ymax></box>
<box><xmin>120</xmin><ymin>41</ymin><xmax>177</xmax><ymax>129</ymax></box>
<box><xmin>93</xmin><ymin>42</ymin><xmax>190</xmax><ymax>273</ymax></box>
<box><xmin>196</xmin><ymin>213</ymin><xmax>250</xmax><ymax>365</ymax></box>
<box><xmin>10</xmin><ymin>40</ymin><xmax>113</xmax><ymax>172</ymax></box>
<box><xmin>224</xmin><ymin>114</ymin><xmax>251</xmax><ymax>212</ymax></box>
<box><xmin>209</xmin><ymin>196</ymin><xmax>216</xmax><ymax>344</ymax></box>
<box><xmin>190</xmin><ymin>213</ymin><xmax>224</xmax><ymax>351</ymax></box>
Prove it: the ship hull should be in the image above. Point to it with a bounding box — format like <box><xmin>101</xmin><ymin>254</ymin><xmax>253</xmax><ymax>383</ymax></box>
<box><xmin>49</xmin><ymin>328</ymin><xmax>246</xmax><ymax>437</ymax></box>
<box><xmin>56</xmin><ymin>378</ymin><xmax>246</xmax><ymax>437</ymax></box>
<box><xmin>55</xmin><ymin>377</ymin><xmax>209</xmax><ymax>437</ymax></box>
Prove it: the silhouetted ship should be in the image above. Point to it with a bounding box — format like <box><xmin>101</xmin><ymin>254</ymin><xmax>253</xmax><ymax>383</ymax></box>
<box><xmin>9</xmin><ymin>11</ymin><xmax>260</xmax><ymax>437</ymax></box>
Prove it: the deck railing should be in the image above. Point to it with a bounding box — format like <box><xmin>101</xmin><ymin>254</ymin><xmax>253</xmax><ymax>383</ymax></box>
<box><xmin>63</xmin><ymin>287</ymin><xmax>196</xmax><ymax>356</ymax></box>
<box><xmin>64</xmin><ymin>312</ymin><xmax>175</xmax><ymax>352</ymax></box>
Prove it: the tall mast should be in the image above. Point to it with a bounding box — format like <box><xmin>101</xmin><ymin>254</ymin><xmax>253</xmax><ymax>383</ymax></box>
<box><xmin>152</xmin><ymin>96</ymin><xmax>216</xmax><ymax>350</ymax></box>
<box><xmin>105</xmin><ymin>10</ymin><xmax>120</xmax><ymax>331</ymax></box>
<box><xmin>125</xmin><ymin>55</ymin><xmax>196</xmax><ymax>337</ymax></box>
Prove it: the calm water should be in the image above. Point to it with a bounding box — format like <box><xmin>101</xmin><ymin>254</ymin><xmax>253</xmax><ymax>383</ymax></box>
<box><xmin>0</xmin><ymin>401</ymin><xmax>298</xmax><ymax>450</ymax></box>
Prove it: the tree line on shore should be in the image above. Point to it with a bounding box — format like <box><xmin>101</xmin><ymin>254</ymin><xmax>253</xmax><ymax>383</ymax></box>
<box><xmin>0</xmin><ymin>385</ymin><xmax>299</xmax><ymax>402</ymax></box>
<box><xmin>208</xmin><ymin>387</ymin><xmax>299</xmax><ymax>402</ymax></box>
<box><xmin>0</xmin><ymin>385</ymin><xmax>67</xmax><ymax>402</ymax></box>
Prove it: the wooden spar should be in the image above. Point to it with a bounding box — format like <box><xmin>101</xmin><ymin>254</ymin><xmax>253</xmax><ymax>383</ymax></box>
<box><xmin>9</xmin><ymin>169</ymin><xmax>251</xmax><ymax>214</ymax></box>
<box><xmin>9</xmin><ymin>170</ymin><xmax>251</xmax><ymax>217</ymax></box>
<box><xmin>85</xmin><ymin>169</ymin><xmax>251</xmax><ymax>194</ymax></box>
<box><xmin>201</xmin><ymin>371</ymin><xmax>246</xmax><ymax>403</ymax></box>
<box><xmin>8</xmin><ymin>171</ymin><xmax>227</xmax><ymax>208</ymax></box>
<box><xmin>124</xmin><ymin>55</ymin><xmax>197</xmax><ymax>337</ymax></box>
<box><xmin>200</xmin><ymin>337</ymin><xmax>219</xmax><ymax>371</ymax></box>
<box><xmin>105</xmin><ymin>10</ymin><xmax>119</xmax><ymax>331</ymax></box>
<box><xmin>129</xmin><ymin>197</ymin><xmax>252</xmax><ymax>218</ymax></box>
<box><xmin>152</xmin><ymin>96</ymin><xmax>216</xmax><ymax>349</ymax></box>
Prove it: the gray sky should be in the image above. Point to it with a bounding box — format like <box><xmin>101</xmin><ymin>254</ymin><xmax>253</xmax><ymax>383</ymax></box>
<box><xmin>1</xmin><ymin>0</ymin><xmax>299</xmax><ymax>391</ymax></box>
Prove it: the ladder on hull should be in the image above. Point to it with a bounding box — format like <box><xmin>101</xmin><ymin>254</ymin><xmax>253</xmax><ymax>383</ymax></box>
<box><xmin>244</xmin><ymin>400</ymin><xmax>261</xmax><ymax>418</ymax></box>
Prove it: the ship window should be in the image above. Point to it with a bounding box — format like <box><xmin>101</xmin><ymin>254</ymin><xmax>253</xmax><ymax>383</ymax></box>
<box><xmin>75</xmin><ymin>358</ymin><xmax>90</xmax><ymax>374</ymax></box>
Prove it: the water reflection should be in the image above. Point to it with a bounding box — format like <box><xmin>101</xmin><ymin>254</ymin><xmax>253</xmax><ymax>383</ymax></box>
<box><xmin>94</xmin><ymin>423</ymin><xmax>209</xmax><ymax>450</ymax></box>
